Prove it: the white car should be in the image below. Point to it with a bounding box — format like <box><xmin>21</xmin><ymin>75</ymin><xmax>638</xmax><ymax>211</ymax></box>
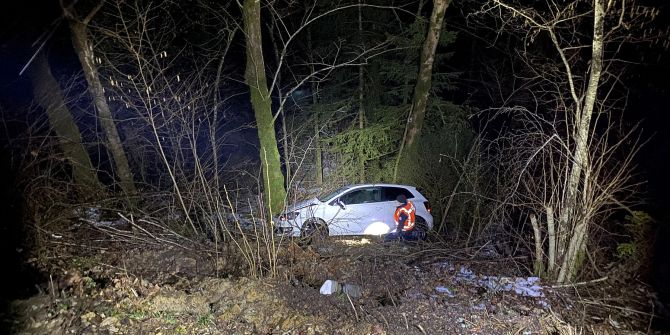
<box><xmin>275</xmin><ymin>184</ymin><xmax>433</xmax><ymax>238</ymax></box>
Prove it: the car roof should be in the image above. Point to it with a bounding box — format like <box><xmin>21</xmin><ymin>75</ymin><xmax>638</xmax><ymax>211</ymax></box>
<box><xmin>343</xmin><ymin>184</ymin><xmax>427</xmax><ymax>200</ymax></box>
<box><xmin>321</xmin><ymin>184</ymin><xmax>428</xmax><ymax>202</ymax></box>
<box><xmin>345</xmin><ymin>183</ymin><xmax>418</xmax><ymax>189</ymax></box>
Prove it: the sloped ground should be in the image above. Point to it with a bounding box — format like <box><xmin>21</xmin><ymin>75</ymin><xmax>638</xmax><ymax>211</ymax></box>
<box><xmin>1</xmin><ymin>234</ymin><xmax>657</xmax><ymax>334</ymax></box>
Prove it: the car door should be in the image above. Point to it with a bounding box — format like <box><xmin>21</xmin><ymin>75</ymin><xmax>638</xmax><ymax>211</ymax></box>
<box><xmin>331</xmin><ymin>187</ymin><xmax>381</xmax><ymax>234</ymax></box>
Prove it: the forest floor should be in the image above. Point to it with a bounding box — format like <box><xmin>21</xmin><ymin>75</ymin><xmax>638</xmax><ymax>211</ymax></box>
<box><xmin>1</xmin><ymin>229</ymin><xmax>660</xmax><ymax>335</ymax></box>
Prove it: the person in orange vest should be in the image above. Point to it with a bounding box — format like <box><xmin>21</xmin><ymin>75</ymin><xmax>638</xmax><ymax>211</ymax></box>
<box><xmin>385</xmin><ymin>194</ymin><xmax>416</xmax><ymax>241</ymax></box>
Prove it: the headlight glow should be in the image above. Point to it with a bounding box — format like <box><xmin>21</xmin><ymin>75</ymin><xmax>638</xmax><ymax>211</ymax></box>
<box><xmin>363</xmin><ymin>221</ymin><xmax>391</xmax><ymax>235</ymax></box>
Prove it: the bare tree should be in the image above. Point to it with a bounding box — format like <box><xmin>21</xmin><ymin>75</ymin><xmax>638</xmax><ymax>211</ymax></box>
<box><xmin>306</xmin><ymin>27</ymin><xmax>323</xmax><ymax>186</ymax></box>
<box><xmin>61</xmin><ymin>0</ymin><xmax>137</xmax><ymax>198</ymax></box>
<box><xmin>28</xmin><ymin>51</ymin><xmax>104</xmax><ymax>195</ymax></box>
<box><xmin>357</xmin><ymin>0</ymin><xmax>366</xmax><ymax>184</ymax></box>
<box><xmin>394</xmin><ymin>0</ymin><xmax>451</xmax><ymax>182</ymax></box>
<box><xmin>478</xmin><ymin>0</ymin><xmax>659</xmax><ymax>282</ymax></box>
<box><xmin>242</xmin><ymin>0</ymin><xmax>287</xmax><ymax>216</ymax></box>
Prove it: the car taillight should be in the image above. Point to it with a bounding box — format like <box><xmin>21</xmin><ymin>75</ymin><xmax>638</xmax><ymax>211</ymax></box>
<box><xmin>424</xmin><ymin>201</ymin><xmax>432</xmax><ymax>213</ymax></box>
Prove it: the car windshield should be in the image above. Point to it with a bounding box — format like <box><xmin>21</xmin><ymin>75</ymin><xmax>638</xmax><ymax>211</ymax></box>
<box><xmin>317</xmin><ymin>186</ymin><xmax>351</xmax><ymax>202</ymax></box>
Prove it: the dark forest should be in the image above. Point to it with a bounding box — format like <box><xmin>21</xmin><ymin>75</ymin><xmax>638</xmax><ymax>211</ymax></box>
<box><xmin>1</xmin><ymin>0</ymin><xmax>670</xmax><ymax>333</ymax></box>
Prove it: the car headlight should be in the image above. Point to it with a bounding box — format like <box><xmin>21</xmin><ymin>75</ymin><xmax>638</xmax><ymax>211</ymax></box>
<box><xmin>280</xmin><ymin>212</ymin><xmax>299</xmax><ymax>221</ymax></box>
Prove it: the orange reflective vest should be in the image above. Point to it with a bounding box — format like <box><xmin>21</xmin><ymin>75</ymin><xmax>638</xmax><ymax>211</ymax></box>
<box><xmin>394</xmin><ymin>201</ymin><xmax>416</xmax><ymax>232</ymax></box>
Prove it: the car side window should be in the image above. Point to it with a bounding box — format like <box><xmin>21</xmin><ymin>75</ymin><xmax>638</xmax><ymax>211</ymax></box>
<box><xmin>382</xmin><ymin>187</ymin><xmax>415</xmax><ymax>201</ymax></box>
<box><xmin>340</xmin><ymin>187</ymin><xmax>380</xmax><ymax>205</ymax></box>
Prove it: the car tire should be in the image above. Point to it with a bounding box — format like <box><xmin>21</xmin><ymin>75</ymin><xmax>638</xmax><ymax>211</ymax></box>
<box><xmin>413</xmin><ymin>216</ymin><xmax>429</xmax><ymax>241</ymax></box>
<box><xmin>301</xmin><ymin>218</ymin><xmax>329</xmax><ymax>246</ymax></box>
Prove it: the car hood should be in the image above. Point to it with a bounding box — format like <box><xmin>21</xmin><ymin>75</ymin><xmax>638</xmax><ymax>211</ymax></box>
<box><xmin>286</xmin><ymin>197</ymin><xmax>320</xmax><ymax>212</ymax></box>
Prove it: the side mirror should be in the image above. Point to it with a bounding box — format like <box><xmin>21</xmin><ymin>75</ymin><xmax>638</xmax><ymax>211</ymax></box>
<box><xmin>337</xmin><ymin>199</ymin><xmax>346</xmax><ymax>210</ymax></box>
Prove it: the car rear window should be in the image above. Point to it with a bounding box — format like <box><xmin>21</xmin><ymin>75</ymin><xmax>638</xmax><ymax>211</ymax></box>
<box><xmin>381</xmin><ymin>187</ymin><xmax>415</xmax><ymax>201</ymax></box>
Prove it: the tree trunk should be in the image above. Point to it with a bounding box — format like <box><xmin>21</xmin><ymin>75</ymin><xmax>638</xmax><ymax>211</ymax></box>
<box><xmin>266</xmin><ymin>17</ymin><xmax>292</xmax><ymax>191</ymax></box>
<box><xmin>28</xmin><ymin>51</ymin><xmax>104</xmax><ymax>195</ymax></box>
<box><xmin>307</xmin><ymin>28</ymin><xmax>323</xmax><ymax>186</ymax></box>
<box><xmin>556</xmin><ymin>0</ymin><xmax>605</xmax><ymax>284</ymax></box>
<box><xmin>68</xmin><ymin>21</ymin><xmax>137</xmax><ymax>197</ymax></box>
<box><xmin>357</xmin><ymin>0</ymin><xmax>366</xmax><ymax>184</ymax></box>
<box><xmin>243</xmin><ymin>0</ymin><xmax>286</xmax><ymax>215</ymax></box>
<box><xmin>545</xmin><ymin>205</ymin><xmax>557</xmax><ymax>274</ymax></box>
<box><xmin>393</xmin><ymin>0</ymin><xmax>450</xmax><ymax>182</ymax></box>
<box><xmin>530</xmin><ymin>213</ymin><xmax>545</xmax><ymax>276</ymax></box>
<box><xmin>281</xmin><ymin>110</ymin><xmax>291</xmax><ymax>189</ymax></box>
<box><xmin>314</xmin><ymin>104</ymin><xmax>323</xmax><ymax>186</ymax></box>
<box><xmin>211</xmin><ymin>29</ymin><xmax>237</xmax><ymax>191</ymax></box>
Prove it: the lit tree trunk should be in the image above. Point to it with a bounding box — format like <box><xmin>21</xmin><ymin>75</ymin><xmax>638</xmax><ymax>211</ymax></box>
<box><xmin>243</xmin><ymin>0</ymin><xmax>286</xmax><ymax>215</ymax></box>
<box><xmin>64</xmin><ymin>3</ymin><xmax>137</xmax><ymax>197</ymax></box>
<box><xmin>393</xmin><ymin>0</ymin><xmax>450</xmax><ymax>182</ymax></box>
<box><xmin>29</xmin><ymin>51</ymin><xmax>104</xmax><ymax>194</ymax></box>
<box><xmin>556</xmin><ymin>0</ymin><xmax>605</xmax><ymax>284</ymax></box>
<box><xmin>529</xmin><ymin>213</ymin><xmax>544</xmax><ymax>276</ymax></box>
<box><xmin>546</xmin><ymin>205</ymin><xmax>557</xmax><ymax>274</ymax></box>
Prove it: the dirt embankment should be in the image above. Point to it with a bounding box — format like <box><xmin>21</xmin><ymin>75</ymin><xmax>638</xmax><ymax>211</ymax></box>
<box><xmin>2</xmin><ymin>238</ymin><xmax>655</xmax><ymax>334</ymax></box>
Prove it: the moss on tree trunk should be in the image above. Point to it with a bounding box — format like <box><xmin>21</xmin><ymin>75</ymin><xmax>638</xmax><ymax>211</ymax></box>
<box><xmin>243</xmin><ymin>0</ymin><xmax>286</xmax><ymax>215</ymax></box>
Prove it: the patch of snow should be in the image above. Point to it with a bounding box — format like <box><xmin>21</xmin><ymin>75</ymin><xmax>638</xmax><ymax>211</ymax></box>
<box><xmin>472</xmin><ymin>303</ymin><xmax>486</xmax><ymax>311</ymax></box>
<box><xmin>435</xmin><ymin>286</ymin><xmax>455</xmax><ymax>297</ymax></box>
<box><xmin>78</xmin><ymin>206</ymin><xmax>127</xmax><ymax>228</ymax></box>
<box><xmin>453</xmin><ymin>265</ymin><xmax>545</xmax><ymax>298</ymax></box>
<box><xmin>538</xmin><ymin>299</ymin><xmax>550</xmax><ymax>309</ymax></box>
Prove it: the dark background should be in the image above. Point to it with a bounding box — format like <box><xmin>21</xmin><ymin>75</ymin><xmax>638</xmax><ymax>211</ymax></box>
<box><xmin>1</xmin><ymin>0</ymin><xmax>669</xmax><ymax>322</ymax></box>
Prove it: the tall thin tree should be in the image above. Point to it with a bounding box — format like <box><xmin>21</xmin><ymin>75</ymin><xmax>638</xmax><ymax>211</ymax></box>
<box><xmin>28</xmin><ymin>51</ymin><xmax>104</xmax><ymax>194</ymax></box>
<box><xmin>62</xmin><ymin>0</ymin><xmax>137</xmax><ymax>197</ymax></box>
<box><xmin>307</xmin><ymin>27</ymin><xmax>323</xmax><ymax>186</ymax></box>
<box><xmin>393</xmin><ymin>0</ymin><xmax>451</xmax><ymax>182</ymax></box>
<box><xmin>357</xmin><ymin>0</ymin><xmax>366</xmax><ymax>183</ymax></box>
<box><xmin>242</xmin><ymin>0</ymin><xmax>286</xmax><ymax>215</ymax></box>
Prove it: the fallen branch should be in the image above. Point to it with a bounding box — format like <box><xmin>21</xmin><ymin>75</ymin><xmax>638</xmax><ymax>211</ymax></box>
<box><xmin>549</xmin><ymin>276</ymin><xmax>608</xmax><ymax>289</ymax></box>
<box><xmin>579</xmin><ymin>299</ymin><xmax>655</xmax><ymax>317</ymax></box>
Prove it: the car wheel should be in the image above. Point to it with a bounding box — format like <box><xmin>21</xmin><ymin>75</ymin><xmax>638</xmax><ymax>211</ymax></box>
<box><xmin>413</xmin><ymin>216</ymin><xmax>429</xmax><ymax>241</ymax></box>
<box><xmin>301</xmin><ymin>219</ymin><xmax>329</xmax><ymax>246</ymax></box>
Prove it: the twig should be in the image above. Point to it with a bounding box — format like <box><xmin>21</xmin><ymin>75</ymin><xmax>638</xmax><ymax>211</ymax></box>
<box><xmin>386</xmin><ymin>287</ymin><xmax>397</xmax><ymax>307</ymax></box>
<box><xmin>49</xmin><ymin>274</ymin><xmax>56</xmax><ymax>298</ymax></box>
<box><xmin>647</xmin><ymin>299</ymin><xmax>655</xmax><ymax>334</ymax></box>
<box><xmin>379</xmin><ymin>311</ymin><xmax>389</xmax><ymax>329</ymax></box>
<box><xmin>579</xmin><ymin>299</ymin><xmax>656</xmax><ymax>317</ymax></box>
<box><xmin>345</xmin><ymin>292</ymin><xmax>359</xmax><ymax>321</ymax></box>
<box><xmin>468</xmin><ymin>240</ymin><xmax>491</xmax><ymax>259</ymax></box>
<box><xmin>550</xmin><ymin>276</ymin><xmax>608</xmax><ymax>289</ymax></box>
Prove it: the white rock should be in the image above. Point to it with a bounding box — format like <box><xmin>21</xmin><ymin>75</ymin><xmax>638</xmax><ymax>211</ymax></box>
<box><xmin>319</xmin><ymin>280</ymin><xmax>340</xmax><ymax>295</ymax></box>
